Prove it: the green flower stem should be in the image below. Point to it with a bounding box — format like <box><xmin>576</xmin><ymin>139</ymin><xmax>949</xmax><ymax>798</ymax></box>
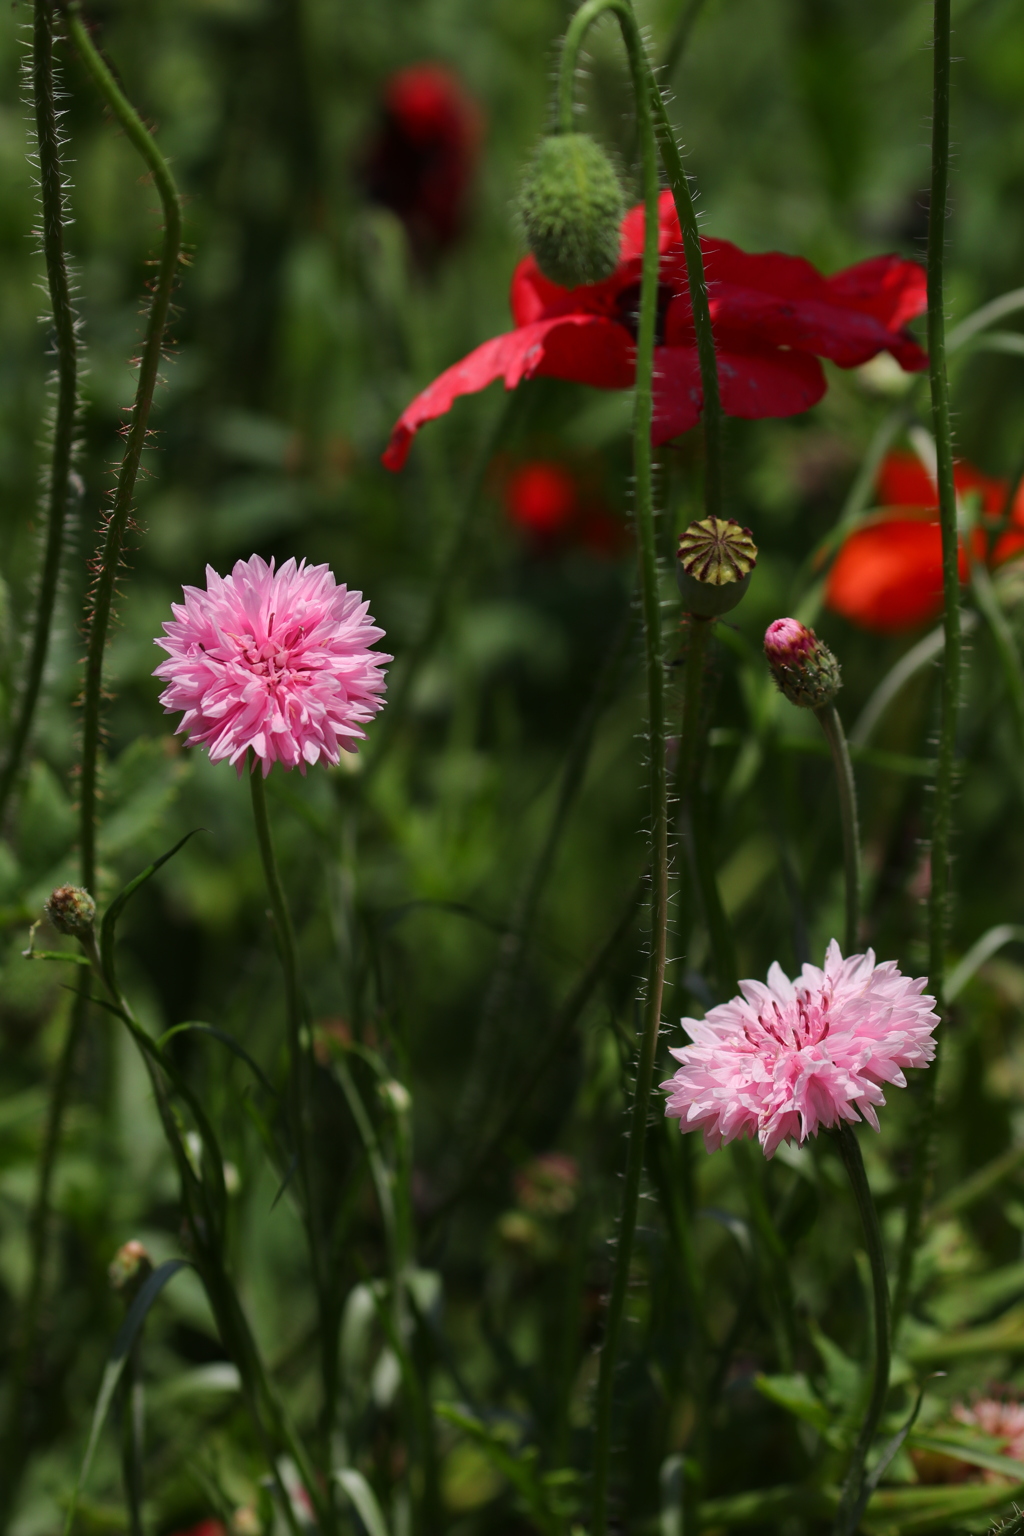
<box><xmin>248</xmin><ymin>757</ymin><xmax>335</xmax><ymax>1482</ymax></box>
<box><xmin>832</xmin><ymin>1122</ymin><xmax>891</xmax><ymax>1536</ymax></box>
<box><xmin>64</xmin><ymin>3</ymin><xmax>182</xmax><ymax>897</ymax></box>
<box><xmin>892</xmin><ymin>0</ymin><xmax>959</xmax><ymax>1332</ymax></box>
<box><xmin>0</xmin><ymin>0</ymin><xmax>79</xmax><ymax>823</ymax></box>
<box><xmin>815</xmin><ymin>704</ymin><xmax>861</xmax><ymax>955</ymax></box>
<box><xmin>555</xmin><ymin>5</ymin><xmax>667</xmax><ymax>1531</ymax></box>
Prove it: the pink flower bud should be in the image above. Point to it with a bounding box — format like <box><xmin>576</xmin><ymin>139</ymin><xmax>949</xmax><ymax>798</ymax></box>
<box><xmin>764</xmin><ymin>617</ymin><xmax>841</xmax><ymax>709</ymax></box>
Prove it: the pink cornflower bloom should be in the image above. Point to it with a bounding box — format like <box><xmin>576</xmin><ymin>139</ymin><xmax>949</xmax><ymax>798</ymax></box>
<box><xmin>953</xmin><ymin>1398</ymin><xmax>1024</xmax><ymax>1476</ymax></box>
<box><xmin>154</xmin><ymin>555</ymin><xmax>390</xmax><ymax>776</ymax></box>
<box><xmin>662</xmin><ymin>941</ymin><xmax>938</xmax><ymax>1158</ymax></box>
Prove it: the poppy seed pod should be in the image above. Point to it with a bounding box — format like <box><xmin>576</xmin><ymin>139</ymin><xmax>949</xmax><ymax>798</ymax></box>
<box><xmin>764</xmin><ymin>617</ymin><xmax>841</xmax><ymax>709</ymax></box>
<box><xmin>515</xmin><ymin>132</ymin><xmax>624</xmax><ymax>289</ymax></box>
<box><xmin>676</xmin><ymin>517</ymin><xmax>757</xmax><ymax>617</ymax></box>
<box><xmin>44</xmin><ymin>884</ymin><xmax>96</xmax><ymax>939</ymax></box>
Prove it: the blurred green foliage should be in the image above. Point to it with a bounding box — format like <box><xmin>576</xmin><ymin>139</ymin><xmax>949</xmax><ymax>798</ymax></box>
<box><xmin>2</xmin><ymin>0</ymin><xmax>1024</xmax><ymax>1532</ymax></box>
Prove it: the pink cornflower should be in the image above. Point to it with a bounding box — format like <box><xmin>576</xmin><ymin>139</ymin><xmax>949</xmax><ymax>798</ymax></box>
<box><xmin>662</xmin><ymin>941</ymin><xmax>938</xmax><ymax>1158</ymax></box>
<box><xmin>953</xmin><ymin>1398</ymin><xmax>1024</xmax><ymax>1476</ymax></box>
<box><xmin>154</xmin><ymin>555</ymin><xmax>390</xmax><ymax>776</ymax></box>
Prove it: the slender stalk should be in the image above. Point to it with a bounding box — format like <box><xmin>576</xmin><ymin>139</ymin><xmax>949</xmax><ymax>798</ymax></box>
<box><xmin>121</xmin><ymin>1341</ymin><xmax>144</xmax><ymax>1536</ymax></box>
<box><xmin>815</xmin><ymin>704</ymin><xmax>860</xmax><ymax>954</ymax></box>
<box><xmin>832</xmin><ymin>1123</ymin><xmax>891</xmax><ymax>1536</ymax></box>
<box><xmin>892</xmin><ymin>0</ymin><xmax>958</xmax><ymax>1330</ymax></box>
<box><xmin>63</xmin><ymin>4</ymin><xmax>182</xmax><ymax>896</ymax></box>
<box><xmin>0</xmin><ymin>979</ymin><xmax>89</xmax><ymax>1520</ymax></box>
<box><xmin>0</xmin><ymin>0</ymin><xmax>79</xmax><ymax>822</ymax></box>
<box><xmin>248</xmin><ymin>758</ymin><xmax>335</xmax><ymax>1483</ymax></box>
<box><xmin>555</xmin><ymin>7</ymin><xmax>668</xmax><ymax>1531</ymax></box>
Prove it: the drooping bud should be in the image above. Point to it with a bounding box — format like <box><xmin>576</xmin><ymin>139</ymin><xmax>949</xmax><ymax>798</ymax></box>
<box><xmin>676</xmin><ymin>517</ymin><xmax>758</xmax><ymax>617</ymax></box>
<box><xmin>44</xmin><ymin>884</ymin><xmax>96</xmax><ymax>939</ymax></box>
<box><xmin>764</xmin><ymin>617</ymin><xmax>841</xmax><ymax>709</ymax></box>
<box><xmin>108</xmin><ymin>1239</ymin><xmax>153</xmax><ymax>1302</ymax></box>
<box><xmin>515</xmin><ymin>132</ymin><xmax>624</xmax><ymax>289</ymax></box>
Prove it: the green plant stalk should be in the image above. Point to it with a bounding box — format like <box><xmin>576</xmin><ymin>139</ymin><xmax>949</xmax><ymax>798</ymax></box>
<box><xmin>64</xmin><ymin>4</ymin><xmax>182</xmax><ymax>896</ymax></box>
<box><xmin>121</xmin><ymin>1341</ymin><xmax>144</xmax><ymax>1536</ymax></box>
<box><xmin>555</xmin><ymin>6</ymin><xmax>666</xmax><ymax>1531</ymax></box>
<box><xmin>892</xmin><ymin>0</ymin><xmax>958</xmax><ymax>1331</ymax></box>
<box><xmin>248</xmin><ymin>758</ymin><xmax>335</xmax><ymax>1487</ymax></box>
<box><xmin>815</xmin><ymin>704</ymin><xmax>861</xmax><ymax>954</ymax></box>
<box><xmin>0</xmin><ymin>978</ymin><xmax>90</xmax><ymax>1520</ymax></box>
<box><xmin>832</xmin><ymin>1123</ymin><xmax>891</xmax><ymax>1536</ymax></box>
<box><xmin>0</xmin><ymin>0</ymin><xmax>79</xmax><ymax>822</ymax></box>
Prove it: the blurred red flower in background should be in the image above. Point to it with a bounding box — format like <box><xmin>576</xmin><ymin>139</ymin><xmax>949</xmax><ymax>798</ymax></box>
<box><xmin>364</xmin><ymin>64</ymin><xmax>483</xmax><ymax>254</ymax></box>
<box><xmin>502</xmin><ymin>459</ymin><xmax>628</xmax><ymax>556</ymax></box>
<box><xmin>383</xmin><ymin>189</ymin><xmax>927</xmax><ymax>470</ymax></box>
<box><xmin>826</xmin><ymin>449</ymin><xmax>1024</xmax><ymax>633</ymax></box>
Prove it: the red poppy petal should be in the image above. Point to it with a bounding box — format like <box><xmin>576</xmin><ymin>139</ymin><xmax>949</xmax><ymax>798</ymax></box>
<box><xmin>953</xmin><ymin>460</ymin><xmax>1008</xmax><ymax>516</ymax></box>
<box><xmin>716</xmin><ymin>347</ymin><xmax>826</xmax><ymax>420</ymax></box>
<box><xmin>382</xmin><ymin>316</ymin><xmax>631</xmax><ymax>471</ymax></box>
<box><xmin>826</xmin><ymin>519</ymin><xmax>946</xmax><ymax>633</ymax></box>
<box><xmin>652</xmin><ymin>347</ymin><xmax>702</xmax><ymax>443</ymax></box>
<box><xmin>825</xmin><ymin>253</ymin><xmax>928</xmax><ymax>332</ymax></box>
<box><xmin>619</xmin><ymin>189</ymin><xmax>681</xmax><ymax>262</ymax></box>
<box><xmin>876</xmin><ymin>450</ymin><xmax>936</xmax><ymax>509</ymax></box>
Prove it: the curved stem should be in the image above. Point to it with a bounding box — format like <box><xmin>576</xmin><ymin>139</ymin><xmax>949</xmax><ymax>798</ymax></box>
<box><xmin>815</xmin><ymin>704</ymin><xmax>860</xmax><ymax>954</ymax></box>
<box><xmin>892</xmin><ymin>0</ymin><xmax>958</xmax><ymax>1331</ymax></box>
<box><xmin>832</xmin><ymin>1123</ymin><xmax>891</xmax><ymax>1536</ymax></box>
<box><xmin>64</xmin><ymin>4</ymin><xmax>182</xmax><ymax>896</ymax></box>
<box><xmin>0</xmin><ymin>0</ymin><xmax>79</xmax><ymax>823</ymax></box>
<box><xmin>558</xmin><ymin>7</ymin><xmax>666</xmax><ymax>1531</ymax></box>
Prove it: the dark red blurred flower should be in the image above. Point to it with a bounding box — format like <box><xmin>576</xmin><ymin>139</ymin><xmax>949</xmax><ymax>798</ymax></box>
<box><xmin>365</xmin><ymin>64</ymin><xmax>483</xmax><ymax>254</ymax></box>
<box><xmin>171</xmin><ymin>1521</ymin><xmax>226</xmax><ymax>1536</ymax></box>
<box><xmin>826</xmin><ymin>449</ymin><xmax>1024</xmax><ymax>633</ymax></box>
<box><xmin>502</xmin><ymin>459</ymin><xmax>628</xmax><ymax>556</ymax></box>
<box><xmin>383</xmin><ymin>189</ymin><xmax>926</xmax><ymax>471</ymax></box>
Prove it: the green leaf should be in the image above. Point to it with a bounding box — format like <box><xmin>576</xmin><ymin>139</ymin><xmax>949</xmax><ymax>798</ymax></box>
<box><xmin>99</xmin><ymin>830</ymin><xmax>203</xmax><ymax>993</ymax></box>
<box><xmin>334</xmin><ymin>1468</ymin><xmax>391</xmax><ymax>1536</ymax></box>
<box><xmin>157</xmin><ymin>1021</ymin><xmax>277</xmax><ymax>1098</ymax></box>
<box><xmin>63</xmin><ymin>1259</ymin><xmax>191</xmax><ymax>1536</ymax></box>
<box><xmin>754</xmin><ymin>1372</ymin><xmax>832</xmax><ymax>1432</ymax></box>
<box><xmin>945</xmin><ymin>924</ymin><xmax>1024</xmax><ymax>1003</ymax></box>
<box><xmin>434</xmin><ymin>1403</ymin><xmax>559</xmax><ymax>1536</ymax></box>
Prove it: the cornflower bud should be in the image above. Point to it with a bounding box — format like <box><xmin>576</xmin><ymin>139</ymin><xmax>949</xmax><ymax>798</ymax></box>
<box><xmin>676</xmin><ymin>516</ymin><xmax>758</xmax><ymax>617</ymax></box>
<box><xmin>515</xmin><ymin>132</ymin><xmax>624</xmax><ymax>289</ymax></box>
<box><xmin>44</xmin><ymin>884</ymin><xmax>96</xmax><ymax>939</ymax></box>
<box><xmin>764</xmin><ymin>617</ymin><xmax>841</xmax><ymax>709</ymax></box>
<box><xmin>108</xmin><ymin>1239</ymin><xmax>153</xmax><ymax>1302</ymax></box>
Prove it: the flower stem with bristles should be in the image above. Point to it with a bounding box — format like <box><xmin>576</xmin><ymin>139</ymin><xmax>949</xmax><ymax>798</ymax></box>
<box><xmin>832</xmin><ymin>1122</ymin><xmax>891</xmax><ymax>1536</ymax></box>
<box><xmin>892</xmin><ymin>0</ymin><xmax>959</xmax><ymax>1332</ymax></box>
<box><xmin>0</xmin><ymin>0</ymin><xmax>80</xmax><ymax>824</ymax></box>
<box><xmin>64</xmin><ymin>2</ymin><xmax>183</xmax><ymax>896</ymax></box>
<box><xmin>816</xmin><ymin>703</ymin><xmax>861</xmax><ymax>955</ymax></box>
<box><xmin>555</xmin><ymin>5</ymin><xmax>667</xmax><ymax>1531</ymax></box>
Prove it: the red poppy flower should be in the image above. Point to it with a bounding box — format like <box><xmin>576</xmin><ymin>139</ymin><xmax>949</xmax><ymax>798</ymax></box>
<box><xmin>382</xmin><ymin>190</ymin><xmax>927</xmax><ymax>471</ymax></box>
<box><xmin>364</xmin><ymin>64</ymin><xmax>483</xmax><ymax>254</ymax></box>
<box><xmin>502</xmin><ymin>459</ymin><xmax>629</xmax><ymax>556</ymax></box>
<box><xmin>826</xmin><ymin>449</ymin><xmax>1024</xmax><ymax>633</ymax></box>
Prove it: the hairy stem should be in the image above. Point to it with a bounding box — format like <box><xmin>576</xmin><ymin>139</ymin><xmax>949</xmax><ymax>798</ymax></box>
<box><xmin>815</xmin><ymin>704</ymin><xmax>861</xmax><ymax>954</ymax></box>
<box><xmin>556</xmin><ymin>6</ymin><xmax>667</xmax><ymax>1530</ymax></box>
<box><xmin>832</xmin><ymin>1123</ymin><xmax>891</xmax><ymax>1536</ymax></box>
<box><xmin>892</xmin><ymin>0</ymin><xmax>958</xmax><ymax>1330</ymax></box>
<box><xmin>0</xmin><ymin>0</ymin><xmax>80</xmax><ymax>822</ymax></box>
<box><xmin>64</xmin><ymin>4</ymin><xmax>182</xmax><ymax>895</ymax></box>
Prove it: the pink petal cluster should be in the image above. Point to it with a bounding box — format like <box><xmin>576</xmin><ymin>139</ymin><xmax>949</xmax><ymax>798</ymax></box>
<box><xmin>662</xmin><ymin>941</ymin><xmax>938</xmax><ymax>1158</ymax></box>
<box><xmin>154</xmin><ymin>555</ymin><xmax>390</xmax><ymax>775</ymax></box>
<box><xmin>953</xmin><ymin>1398</ymin><xmax>1024</xmax><ymax>1477</ymax></box>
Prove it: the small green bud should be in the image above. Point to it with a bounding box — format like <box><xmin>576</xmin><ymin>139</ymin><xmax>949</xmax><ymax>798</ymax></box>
<box><xmin>44</xmin><ymin>884</ymin><xmax>96</xmax><ymax>939</ymax></box>
<box><xmin>515</xmin><ymin>132</ymin><xmax>624</xmax><ymax>289</ymax></box>
<box><xmin>676</xmin><ymin>517</ymin><xmax>758</xmax><ymax>617</ymax></box>
<box><xmin>764</xmin><ymin>617</ymin><xmax>841</xmax><ymax>709</ymax></box>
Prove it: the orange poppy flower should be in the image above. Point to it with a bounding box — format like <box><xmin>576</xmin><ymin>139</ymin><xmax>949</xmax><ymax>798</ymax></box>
<box><xmin>825</xmin><ymin>450</ymin><xmax>1024</xmax><ymax>633</ymax></box>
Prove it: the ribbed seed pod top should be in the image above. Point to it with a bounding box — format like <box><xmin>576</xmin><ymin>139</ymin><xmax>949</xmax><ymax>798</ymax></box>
<box><xmin>676</xmin><ymin>516</ymin><xmax>758</xmax><ymax>617</ymax></box>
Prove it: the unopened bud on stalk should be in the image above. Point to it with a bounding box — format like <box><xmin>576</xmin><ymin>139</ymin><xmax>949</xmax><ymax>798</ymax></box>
<box><xmin>44</xmin><ymin>884</ymin><xmax>96</xmax><ymax>939</ymax></box>
<box><xmin>108</xmin><ymin>1239</ymin><xmax>153</xmax><ymax>1302</ymax></box>
<box><xmin>764</xmin><ymin>617</ymin><xmax>841</xmax><ymax>709</ymax></box>
<box><xmin>676</xmin><ymin>516</ymin><xmax>757</xmax><ymax>617</ymax></box>
<box><xmin>515</xmin><ymin>132</ymin><xmax>624</xmax><ymax>288</ymax></box>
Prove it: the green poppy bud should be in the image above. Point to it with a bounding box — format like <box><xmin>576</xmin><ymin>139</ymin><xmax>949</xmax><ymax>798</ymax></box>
<box><xmin>676</xmin><ymin>517</ymin><xmax>758</xmax><ymax>617</ymax></box>
<box><xmin>515</xmin><ymin>132</ymin><xmax>624</xmax><ymax>289</ymax></box>
<box><xmin>764</xmin><ymin>617</ymin><xmax>842</xmax><ymax>709</ymax></box>
<box><xmin>44</xmin><ymin>884</ymin><xmax>96</xmax><ymax>939</ymax></box>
